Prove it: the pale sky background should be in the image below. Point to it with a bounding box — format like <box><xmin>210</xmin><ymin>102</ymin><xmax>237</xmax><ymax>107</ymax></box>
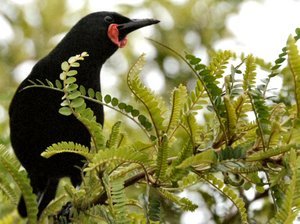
<box><xmin>2</xmin><ymin>0</ymin><xmax>300</xmax><ymax>223</ymax></box>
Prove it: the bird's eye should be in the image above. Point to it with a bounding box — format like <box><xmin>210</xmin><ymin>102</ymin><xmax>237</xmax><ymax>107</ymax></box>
<box><xmin>104</xmin><ymin>16</ymin><xmax>114</xmax><ymax>23</ymax></box>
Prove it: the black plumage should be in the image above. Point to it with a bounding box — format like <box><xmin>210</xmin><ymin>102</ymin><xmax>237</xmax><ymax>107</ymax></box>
<box><xmin>9</xmin><ymin>11</ymin><xmax>159</xmax><ymax>217</ymax></box>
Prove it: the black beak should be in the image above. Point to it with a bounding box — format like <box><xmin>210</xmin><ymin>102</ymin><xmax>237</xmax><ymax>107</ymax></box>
<box><xmin>118</xmin><ymin>18</ymin><xmax>160</xmax><ymax>40</ymax></box>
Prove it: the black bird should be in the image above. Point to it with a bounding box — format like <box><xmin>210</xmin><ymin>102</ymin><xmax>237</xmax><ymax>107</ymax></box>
<box><xmin>9</xmin><ymin>11</ymin><xmax>159</xmax><ymax>217</ymax></box>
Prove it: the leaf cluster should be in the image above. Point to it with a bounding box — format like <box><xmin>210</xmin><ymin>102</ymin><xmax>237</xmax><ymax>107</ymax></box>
<box><xmin>2</xmin><ymin>29</ymin><xmax>300</xmax><ymax>223</ymax></box>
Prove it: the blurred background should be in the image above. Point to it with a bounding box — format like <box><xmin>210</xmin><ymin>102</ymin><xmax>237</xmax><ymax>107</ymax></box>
<box><xmin>1</xmin><ymin>0</ymin><xmax>300</xmax><ymax>223</ymax></box>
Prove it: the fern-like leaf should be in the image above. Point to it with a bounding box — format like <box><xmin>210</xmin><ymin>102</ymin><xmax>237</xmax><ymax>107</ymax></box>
<box><xmin>269</xmin><ymin>149</ymin><xmax>300</xmax><ymax>224</ymax></box>
<box><xmin>248</xmin><ymin>89</ymin><xmax>271</xmax><ymax>149</ymax></box>
<box><xmin>287</xmin><ymin>35</ymin><xmax>300</xmax><ymax>118</ymax></box>
<box><xmin>167</xmin><ymin>140</ymin><xmax>193</xmax><ymax>181</ymax></box>
<box><xmin>39</xmin><ymin>194</ymin><xmax>69</xmax><ymax>223</ymax></box>
<box><xmin>0</xmin><ymin>174</ymin><xmax>18</xmax><ymax>205</ymax></box>
<box><xmin>208</xmin><ymin>50</ymin><xmax>234</xmax><ymax>80</ymax></box>
<box><xmin>127</xmin><ymin>54</ymin><xmax>166</xmax><ymax>135</ymax></box>
<box><xmin>243</xmin><ymin>55</ymin><xmax>257</xmax><ymax>91</ymax></box>
<box><xmin>166</xmin><ymin>84</ymin><xmax>187</xmax><ymax>136</ymax></box>
<box><xmin>224</xmin><ymin>95</ymin><xmax>237</xmax><ymax>138</ymax></box>
<box><xmin>76</xmin><ymin>110</ymin><xmax>105</xmax><ymax>151</ymax></box>
<box><xmin>86</xmin><ymin>145</ymin><xmax>150</xmax><ymax>171</ymax></box>
<box><xmin>246</xmin><ymin>144</ymin><xmax>296</xmax><ymax>162</ymax></box>
<box><xmin>184</xmin><ymin>79</ymin><xmax>207</xmax><ymax>114</ymax></box>
<box><xmin>148</xmin><ymin>188</ymin><xmax>161</xmax><ymax>222</ymax></box>
<box><xmin>159</xmin><ymin>189</ymin><xmax>198</xmax><ymax>211</ymax></box>
<box><xmin>111</xmin><ymin>178</ymin><xmax>129</xmax><ymax>224</ymax></box>
<box><xmin>41</xmin><ymin>141</ymin><xmax>92</xmax><ymax>161</ymax></box>
<box><xmin>184</xmin><ymin>113</ymin><xmax>201</xmax><ymax>146</ymax></box>
<box><xmin>107</xmin><ymin>121</ymin><xmax>123</xmax><ymax>149</ymax></box>
<box><xmin>0</xmin><ymin>145</ymin><xmax>38</xmax><ymax>223</ymax></box>
<box><xmin>177</xmin><ymin>149</ymin><xmax>217</xmax><ymax>171</ymax></box>
<box><xmin>204</xmin><ymin>174</ymin><xmax>248</xmax><ymax>224</ymax></box>
<box><xmin>155</xmin><ymin>134</ymin><xmax>169</xmax><ymax>182</ymax></box>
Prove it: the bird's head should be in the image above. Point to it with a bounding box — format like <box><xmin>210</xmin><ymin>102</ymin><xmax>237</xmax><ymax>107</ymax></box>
<box><xmin>105</xmin><ymin>12</ymin><xmax>160</xmax><ymax>48</ymax></box>
<box><xmin>59</xmin><ymin>11</ymin><xmax>159</xmax><ymax>63</ymax></box>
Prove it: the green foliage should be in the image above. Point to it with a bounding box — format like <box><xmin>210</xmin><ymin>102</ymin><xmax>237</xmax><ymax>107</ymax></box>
<box><xmin>269</xmin><ymin>149</ymin><xmax>300</xmax><ymax>224</ymax></box>
<box><xmin>0</xmin><ymin>145</ymin><xmax>38</xmax><ymax>224</ymax></box>
<box><xmin>167</xmin><ymin>84</ymin><xmax>187</xmax><ymax>137</ymax></box>
<box><xmin>155</xmin><ymin>134</ymin><xmax>169</xmax><ymax>182</ymax></box>
<box><xmin>127</xmin><ymin>53</ymin><xmax>166</xmax><ymax>135</ymax></box>
<box><xmin>42</xmin><ymin>141</ymin><xmax>91</xmax><ymax>161</ymax></box>
<box><xmin>39</xmin><ymin>194</ymin><xmax>69</xmax><ymax>223</ymax></box>
<box><xmin>287</xmin><ymin>35</ymin><xmax>300</xmax><ymax>118</ymax></box>
<box><xmin>203</xmin><ymin>174</ymin><xmax>248</xmax><ymax>224</ymax></box>
<box><xmin>4</xmin><ymin>27</ymin><xmax>300</xmax><ymax>223</ymax></box>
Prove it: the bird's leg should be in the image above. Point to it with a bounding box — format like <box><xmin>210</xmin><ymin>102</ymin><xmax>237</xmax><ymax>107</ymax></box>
<box><xmin>36</xmin><ymin>177</ymin><xmax>59</xmax><ymax>217</ymax></box>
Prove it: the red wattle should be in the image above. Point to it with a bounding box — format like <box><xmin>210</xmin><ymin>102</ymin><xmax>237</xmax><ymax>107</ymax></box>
<box><xmin>108</xmin><ymin>24</ymin><xmax>127</xmax><ymax>48</ymax></box>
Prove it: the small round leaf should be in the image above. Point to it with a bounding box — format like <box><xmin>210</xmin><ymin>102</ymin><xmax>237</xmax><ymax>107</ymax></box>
<box><xmin>55</xmin><ymin>80</ymin><xmax>62</xmax><ymax>89</ymax></box>
<box><xmin>61</xmin><ymin>61</ymin><xmax>69</xmax><ymax>71</ymax></box>
<box><xmin>96</xmin><ymin>91</ymin><xmax>102</xmax><ymax>101</ymax></box>
<box><xmin>67</xmin><ymin>91</ymin><xmax>81</xmax><ymax>100</ymax></box>
<box><xmin>111</xmin><ymin>97</ymin><xmax>119</xmax><ymax>106</ymax></box>
<box><xmin>118</xmin><ymin>103</ymin><xmax>126</xmax><ymax>109</ymax></box>
<box><xmin>138</xmin><ymin>115</ymin><xmax>147</xmax><ymax>123</ymax></box>
<box><xmin>65</xmin><ymin>77</ymin><xmax>76</xmax><ymax>84</ymax></box>
<box><xmin>131</xmin><ymin>109</ymin><xmax>140</xmax><ymax>117</ymax></box>
<box><xmin>88</xmin><ymin>88</ymin><xmax>95</xmax><ymax>98</ymax></box>
<box><xmin>79</xmin><ymin>85</ymin><xmax>86</xmax><ymax>95</ymax></box>
<box><xmin>59</xmin><ymin>107</ymin><xmax>72</xmax><ymax>116</ymax></box>
<box><xmin>125</xmin><ymin>105</ymin><xmax>133</xmax><ymax>113</ymax></box>
<box><xmin>67</xmin><ymin>70</ymin><xmax>78</xmax><ymax>76</ymax></box>
<box><xmin>104</xmin><ymin>95</ymin><xmax>111</xmax><ymax>103</ymax></box>
<box><xmin>70</xmin><ymin>98</ymin><xmax>85</xmax><ymax>108</ymax></box>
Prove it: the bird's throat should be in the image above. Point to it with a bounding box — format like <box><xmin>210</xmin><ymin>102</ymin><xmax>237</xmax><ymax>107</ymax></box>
<box><xmin>108</xmin><ymin>24</ymin><xmax>127</xmax><ymax>48</ymax></box>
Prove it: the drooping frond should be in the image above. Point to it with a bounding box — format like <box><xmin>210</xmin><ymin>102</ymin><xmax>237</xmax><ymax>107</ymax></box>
<box><xmin>0</xmin><ymin>145</ymin><xmax>38</xmax><ymax>223</ymax></box>
<box><xmin>107</xmin><ymin>121</ymin><xmax>123</xmax><ymax>149</ymax></box>
<box><xmin>203</xmin><ymin>174</ymin><xmax>248</xmax><ymax>224</ymax></box>
<box><xmin>287</xmin><ymin>35</ymin><xmax>300</xmax><ymax>118</ymax></box>
<box><xmin>166</xmin><ymin>84</ymin><xmax>187</xmax><ymax>136</ymax></box>
<box><xmin>41</xmin><ymin>141</ymin><xmax>92</xmax><ymax>161</ymax></box>
<box><xmin>111</xmin><ymin>178</ymin><xmax>129</xmax><ymax>224</ymax></box>
<box><xmin>127</xmin><ymin>54</ymin><xmax>166</xmax><ymax>135</ymax></box>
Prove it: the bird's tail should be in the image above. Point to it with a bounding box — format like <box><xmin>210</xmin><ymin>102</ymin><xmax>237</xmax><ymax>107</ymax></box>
<box><xmin>17</xmin><ymin>195</ymin><xmax>27</xmax><ymax>217</ymax></box>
